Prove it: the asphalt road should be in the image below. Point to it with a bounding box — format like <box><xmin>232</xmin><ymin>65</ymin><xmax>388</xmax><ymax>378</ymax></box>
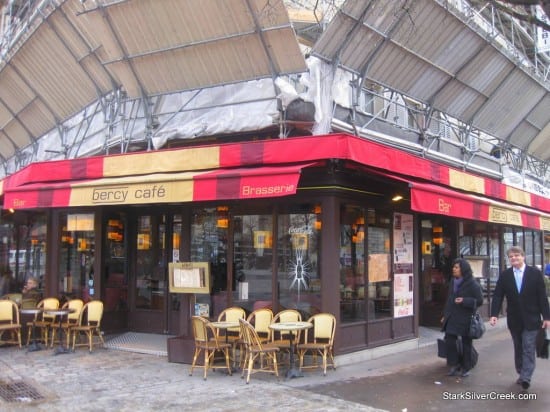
<box><xmin>298</xmin><ymin>327</ymin><xmax>549</xmax><ymax>412</ymax></box>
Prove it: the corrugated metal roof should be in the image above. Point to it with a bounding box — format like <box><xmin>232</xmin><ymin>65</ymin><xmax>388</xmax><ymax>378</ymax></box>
<box><xmin>0</xmin><ymin>0</ymin><xmax>305</xmax><ymax>160</ymax></box>
<box><xmin>312</xmin><ymin>0</ymin><xmax>550</xmax><ymax>163</ymax></box>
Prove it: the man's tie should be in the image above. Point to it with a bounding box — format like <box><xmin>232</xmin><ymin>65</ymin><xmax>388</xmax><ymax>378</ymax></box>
<box><xmin>514</xmin><ymin>268</ymin><xmax>522</xmax><ymax>292</ymax></box>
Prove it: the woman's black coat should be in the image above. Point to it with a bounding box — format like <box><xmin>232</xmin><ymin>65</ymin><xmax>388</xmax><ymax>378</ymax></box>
<box><xmin>442</xmin><ymin>276</ymin><xmax>483</xmax><ymax>336</ymax></box>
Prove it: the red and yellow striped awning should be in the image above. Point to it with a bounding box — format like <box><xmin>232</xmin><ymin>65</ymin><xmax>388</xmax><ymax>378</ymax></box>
<box><xmin>2</xmin><ymin>134</ymin><xmax>549</xmax><ymax>230</ymax></box>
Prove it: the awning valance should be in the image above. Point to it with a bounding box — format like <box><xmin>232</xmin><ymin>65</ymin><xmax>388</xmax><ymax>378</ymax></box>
<box><xmin>410</xmin><ymin>181</ymin><xmax>550</xmax><ymax>231</ymax></box>
<box><xmin>3</xmin><ymin>163</ymin><xmax>313</xmax><ymax>209</ymax></box>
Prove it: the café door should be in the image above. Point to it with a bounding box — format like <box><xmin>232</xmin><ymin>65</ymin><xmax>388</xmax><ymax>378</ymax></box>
<box><xmin>128</xmin><ymin>213</ymin><xmax>169</xmax><ymax>333</ymax></box>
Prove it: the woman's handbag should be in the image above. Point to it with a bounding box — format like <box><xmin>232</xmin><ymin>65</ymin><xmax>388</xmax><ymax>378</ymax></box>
<box><xmin>468</xmin><ymin>305</ymin><xmax>486</xmax><ymax>339</ymax></box>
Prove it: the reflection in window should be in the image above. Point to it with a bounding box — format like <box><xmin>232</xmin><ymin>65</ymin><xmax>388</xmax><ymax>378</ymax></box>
<box><xmin>277</xmin><ymin>205</ymin><xmax>321</xmax><ymax>319</ymax></box>
<box><xmin>191</xmin><ymin>207</ymin><xmax>228</xmax><ymax>318</ymax></box>
<box><xmin>135</xmin><ymin>215</ymin><xmax>166</xmax><ymax>310</ymax></box>
<box><xmin>59</xmin><ymin>213</ymin><xmax>95</xmax><ymax>305</ymax></box>
<box><xmin>104</xmin><ymin>213</ymin><xmax>128</xmax><ymax>312</ymax></box>
<box><xmin>367</xmin><ymin>209</ymin><xmax>392</xmax><ymax>320</ymax></box>
<box><xmin>340</xmin><ymin>205</ymin><xmax>366</xmax><ymax>322</ymax></box>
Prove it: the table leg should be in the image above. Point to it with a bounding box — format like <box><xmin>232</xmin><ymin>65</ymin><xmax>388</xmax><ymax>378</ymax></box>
<box><xmin>285</xmin><ymin>334</ymin><xmax>303</xmax><ymax>379</ymax></box>
<box><xmin>53</xmin><ymin>315</ymin><xmax>70</xmax><ymax>355</ymax></box>
<box><xmin>27</xmin><ymin>320</ymin><xmax>43</xmax><ymax>352</ymax></box>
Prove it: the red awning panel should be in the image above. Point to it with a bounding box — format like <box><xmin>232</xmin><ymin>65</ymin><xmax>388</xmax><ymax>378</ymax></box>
<box><xmin>410</xmin><ymin>182</ymin><xmax>550</xmax><ymax>231</ymax></box>
<box><xmin>193</xmin><ymin>163</ymin><xmax>314</xmax><ymax>201</ymax></box>
<box><xmin>3</xmin><ymin>163</ymin><xmax>313</xmax><ymax>210</ymax></box>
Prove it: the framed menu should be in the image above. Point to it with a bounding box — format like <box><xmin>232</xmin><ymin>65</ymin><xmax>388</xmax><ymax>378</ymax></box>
<box><xmin>169</xmin><ymin>262</ymin><xmax>210</xmax><ymax>294</ymax></box>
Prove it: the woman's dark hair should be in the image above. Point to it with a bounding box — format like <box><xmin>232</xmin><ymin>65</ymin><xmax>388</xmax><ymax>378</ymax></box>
<box><xmin>452</xmin><ymin>258</ymin><xmax>473</xmax><ymax>280</ymax></box>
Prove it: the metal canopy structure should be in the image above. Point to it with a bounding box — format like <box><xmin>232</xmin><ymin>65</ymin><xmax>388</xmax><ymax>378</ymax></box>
<box><xmin>0</xmin><ymin>0</ymin><xmax>306</xmax><ymax>161</ymax></box>
<box><xmin>312</xmin><ymin>0</ymin><xmax>550</xmax><ymax>163</ymax></box>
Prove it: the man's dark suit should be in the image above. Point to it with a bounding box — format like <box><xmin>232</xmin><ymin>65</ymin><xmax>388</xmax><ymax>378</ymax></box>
<box><xmin>491</xmin><ymin>264</ymin><xmax>550</xmax><ymax>386</ymax></box>
<box><xmin>491</xmin><ymin>266</ymin><xmax>550</xmax><ymax>332</ymax></box>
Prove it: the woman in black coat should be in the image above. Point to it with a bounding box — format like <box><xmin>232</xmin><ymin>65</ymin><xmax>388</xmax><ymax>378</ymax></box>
<box><xmin>441</xmin><ymin>258</ymin><xmax>483</xmax><ymax>377</ymax></box>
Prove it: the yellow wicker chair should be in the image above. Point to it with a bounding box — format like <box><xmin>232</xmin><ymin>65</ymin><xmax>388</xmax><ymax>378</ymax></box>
<box><xmin>239</xmin><ymin>318</ymin><xmax>279</xmax><ymax>384</ymax></box>
<box><xmin>216</xmin><ymin>306</ymin><xmax>246</xmax><ymax>364</ymax></box>
<box><xmin>271</xmin><ymin>309</ymin><xmax>302</xmax><ymax>352</ymax></box>
<box><xmin>0</xmin><ymin>299</ymin><xmax>22</xmax><ymax>347</ymax></box>
<box><xmin>71</xmin><ymin>300</ymin><xmax>105</xmax><ymax>352</ymax></box>
<box><xmin>237</xmin><ymin>308</ymin><xmax>273</xmax><ymax>367</ymax></box>
<box><xmin>189</xmin><ymin>316</ymin><xmax>232</xmax><ymax>380</ymax></box>
<box><xmin>50</xmin><ymin>299</ymin><xmax>84</xmax><ymax>348</ymax></box>
<box><xmin>297</xmin><ymin>313</ymin><xmax>336</xmax><ymax>375</ymax></box>
<box><xmin>26</xmin><ymin>297</ymin><xmax>59</xmax><ymax>346</ymax></box>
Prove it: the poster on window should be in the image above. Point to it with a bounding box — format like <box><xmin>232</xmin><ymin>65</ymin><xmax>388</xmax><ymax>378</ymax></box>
<box><xmin>393</xmin><ymin>213</ymin><xmax>414</xmax><ymax>317</ymax></box>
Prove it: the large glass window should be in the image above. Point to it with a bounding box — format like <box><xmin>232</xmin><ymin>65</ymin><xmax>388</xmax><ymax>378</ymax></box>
<box><xmin>191</xmin><ymin>207</ymin><xmax>228</xmax><ymax>318</ymax></box>
<box><xmin>233</xmin><ymin>213</ymin><xmax>274</xmax><ymax>314</ymax></box>
<box><xmin>339</xmin><ymin>205</ymin><xmax>366</xmax><ymax>322</ymax></box>
<box><xmin>0</xmin><ymin>214</ymin><xmax>47</xmax><ymax>296</ymax></box>
<box><xmin>367</xmin><ymin>209</ymin><xmax>392</xmax><ymax>320</ymax></box>
<box><xmin>277</xmin><ymin>205</ymin><xmax>321</xmax><ymax>319</ymax></box>
<box><xmin>59</xmin><ymin>212</ymin><xmax>95</xmax><ymax>304</ymax></box>
<box><xmin>134</xmin><ymin>215</ymin><xmax>166</xmax><ymax>310</ymax></box>
<box><xmin>103</xmin><ymin>213</ymin><xmax>128</xmax><ymax>312</ymax></box>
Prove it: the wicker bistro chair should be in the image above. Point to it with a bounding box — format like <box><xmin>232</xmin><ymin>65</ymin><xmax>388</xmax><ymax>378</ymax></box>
<box><xmin>236</xmin><ymin>308</ymin><xmax>273</xmax><ymax>368</ymax></box>
<box><xmin>216</xmin><ymin>306</ymin><xmax>246</xmax><ymax>365</ymax></box>
<box><xmin>238</xmin><ymin>318</ymin><xmax>279</xmax><ymax>384</ymax></box>
<box><xmin>71</xmin><ymin>300</ymin><xmax>105</xmax><ymax>352</ymax></box>
<box><xmin>297</xmin><ymin>313</ymin><xmax>337</xmax><ymax>375</ymax></box>
<box><xmin>0</xmin><ymin>299</ymin><xmax>22</xmax><ymax>347</ymax></box>
<box><xmin>26</xmin><ymin>297</ymin><xmax>59</xmax><ymax>346</ymax></box>
<box><xmin>49</xmin><ymin>299</ymin><xmax>84</xmax><ymax>348</ymax></box>
<box><xmin>271</xmin><ymin>309</ymin><xmax>302</xmax><ymax>363</ymax></box>
<box><xmin>189</xmin><ymin>316</ymin><xmax>232</xmax><ymax>380</ymax></box>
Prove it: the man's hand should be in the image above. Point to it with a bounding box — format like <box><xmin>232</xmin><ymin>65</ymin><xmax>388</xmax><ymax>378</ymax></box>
<box><xmin>543</xmin><ymin>320</ymin><xmax>550</xmax><ymax>329</ymax></box>
<box><xmin>490</xmin><ymin>316</ymin><xmax>498</xmax><ymax>326</ymax></box>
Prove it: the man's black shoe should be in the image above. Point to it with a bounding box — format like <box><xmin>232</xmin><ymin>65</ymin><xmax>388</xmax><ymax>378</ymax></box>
<box><xmin>447</xmin><ymin>366</ymin><xmax>460</xmax><ymax>376</ymax></box>
<box><xmin>521</xmin><ymin>381</ymin><xmax>530</xmax><ymax>390</ymax></box>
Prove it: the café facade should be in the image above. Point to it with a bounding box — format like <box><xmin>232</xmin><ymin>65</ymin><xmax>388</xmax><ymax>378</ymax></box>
<box><xmin>1</xmin><ymin>132</ymin><xmax>549</xmax><ymax>356</ymax></box>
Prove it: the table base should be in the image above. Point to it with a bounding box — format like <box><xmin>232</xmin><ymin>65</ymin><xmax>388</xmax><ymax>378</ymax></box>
<box><xmin>284</xmin><ymin>366</ymin><xmax>304</xmax><ymax>379</ymax></box>
<box><xmin>27</xmin><ymin>341</ymin><xmax>44</xmax><ymax>352</ymax></box>
<box><xmin>54</xmin><ymin>346</ymin><xmax>71</xmax><ymax>355</ymax></box>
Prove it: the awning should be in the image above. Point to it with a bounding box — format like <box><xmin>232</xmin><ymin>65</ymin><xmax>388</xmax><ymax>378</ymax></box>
<box><xmin>410</xmin><ymin>181</ymin><xmax>550</xmax><ymax>231</ymax></box>
<box><xmin>3</xmin><ymin>163</ymin><xmax>313</xmax><ymax>210</ymax></box>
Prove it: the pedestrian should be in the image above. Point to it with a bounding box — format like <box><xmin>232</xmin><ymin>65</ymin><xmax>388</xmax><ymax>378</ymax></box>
<box><xmin>441</xmin><ymin>258</ymin><xmax>483</xmax><ymax>377</ymax></box>
<box><xmin>490</xmin><ymin>246</ymin><xmax>550</xmax><ymax>390</ymax></box>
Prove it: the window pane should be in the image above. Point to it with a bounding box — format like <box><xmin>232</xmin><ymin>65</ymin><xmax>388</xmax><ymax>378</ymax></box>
<box><xmin>277</xmin><ymin>206</ymin><xmax>321</xmax><ymax>319</ymax></box>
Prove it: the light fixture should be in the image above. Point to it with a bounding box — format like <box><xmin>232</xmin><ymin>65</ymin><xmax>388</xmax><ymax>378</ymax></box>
<box><xmin>392</xmin><ymin>195</ymin><xmax>403</xmax><ymax>202</ymax></box>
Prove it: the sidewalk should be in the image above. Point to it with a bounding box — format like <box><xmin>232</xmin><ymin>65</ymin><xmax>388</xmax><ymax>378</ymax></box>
<box><xmin>1</xmin><ymin>320</ymin><xmax>538</xmax><ymax>412</ymax></box>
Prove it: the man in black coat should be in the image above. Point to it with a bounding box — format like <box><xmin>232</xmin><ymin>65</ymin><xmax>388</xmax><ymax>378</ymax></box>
<box><xmin>490</xmin><ymin>246</ymin><xmax>550</xmax><ymax>390</ymax></box>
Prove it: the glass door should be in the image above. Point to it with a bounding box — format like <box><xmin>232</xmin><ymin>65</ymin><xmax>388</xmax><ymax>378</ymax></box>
<box><xmin>130</xmin><ymin>213</ymin><xmax>167</xmax><ymax>333</ymax></box>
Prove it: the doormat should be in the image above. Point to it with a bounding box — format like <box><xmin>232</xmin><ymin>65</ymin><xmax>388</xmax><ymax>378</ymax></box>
<box><xmin>105</xmin><ymin>332</ymin><xmax>174</xmax><ymax>357</ymax></box>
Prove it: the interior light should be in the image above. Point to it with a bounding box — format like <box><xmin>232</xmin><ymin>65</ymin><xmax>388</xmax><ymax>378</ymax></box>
<box><xmin>392</xmin><ymin>195</ymin><xmax>403</xmax><ymax>202</ymax></box>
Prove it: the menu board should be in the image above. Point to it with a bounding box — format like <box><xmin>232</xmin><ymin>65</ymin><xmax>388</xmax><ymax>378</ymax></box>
<box><xmin>368</xmin><ymin>254</ymin><xmax>390</xmax><ymax>282</ymax></box>
<box><xmin>169</xmin><ymin>262</ymin><xmax>210</xmax><ymax>294</ymax></box>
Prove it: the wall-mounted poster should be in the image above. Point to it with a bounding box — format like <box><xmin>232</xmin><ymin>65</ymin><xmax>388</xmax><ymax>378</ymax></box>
<box><xmin>169</xmin><ymin>262</ymin><xmax>210</xmax><ymax>294</ymax></box>
<box><xmin>393</xmin><ymin>213</ymin><xmax>414</xmax><ymax>318</ymax></box>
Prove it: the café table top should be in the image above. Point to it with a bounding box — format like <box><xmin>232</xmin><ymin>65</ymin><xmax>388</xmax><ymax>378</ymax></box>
<box><xmin>269</xmin><ymin>321</ymin><xmax>312</xmax><ymax>331</ymax></box>
<box><xmin>43</xmin><ymin>308</ymin><xmax>76</xmax><ymax>316</ymax></box>
<box><xmin>19</xmin><ymin>308</ymin><xmax>43</xmax><ymax>315</ymax></box>
<box><xmin>209</xmin><ymin>321</ymin><xmax>240</xmax><ymax>329</ymax></box>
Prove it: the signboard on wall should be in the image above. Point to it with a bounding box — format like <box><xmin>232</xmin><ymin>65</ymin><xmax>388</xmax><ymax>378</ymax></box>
<box><xmin>169</xmin><ymin>262</ymin><xmax>210</xmax><ymax>294</ymax></box>
<box><xmin>393</xmin><ymin>213</ymin><xmax>414</xmax><ymax>318</ymax></box>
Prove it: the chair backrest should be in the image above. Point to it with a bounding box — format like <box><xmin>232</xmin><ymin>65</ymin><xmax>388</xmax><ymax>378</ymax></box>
<box><xmin>64</xmin><ymin>299</ymin><xmax>85</xmax><ymax>322</ymax></box>
<box><xmin>218</xmin><ymin>307</ymin><xmax>246</xmax><ymax>334</ymax></box>
<box><xmin>2</xmin><ymin>293</ymin><xmax>22</xmax><ymax>306</ymax></box>
<box><xmin>82</xmin><ymin>300</ymin><xmax>104</xmax><ymax>326</ymax></box>
<box><xmin>247</xmin><ymin>308</ymin><xmax>273</xmax><ymax>340</ymax></box>
<box><xmin>39</xmin><ymin>298</ymin><xmax>60</xmax><ymax>321</ymax></box>
<box><xmin>273</xmin><ymin>309</ymin><xmax>301</xmax><ymax>324</ymax></box>
<box><xmin>191</xmin><ymin>316</ymin><xmax>218</xmax><ymax>346</ymax></box>
<box><xmin>308</xmin><ymin>313</ymin><xmax>336</xmax><ymax>345</ymax></box>
<box><xmin>238</xmin><ymin>318</ymin><xmax>264</xmax><ymax>349</ymax></box>
<box><xmin>0</xmin><ymin>299</ymin><xmax>19</xmax><ymax>324</ymax></box>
